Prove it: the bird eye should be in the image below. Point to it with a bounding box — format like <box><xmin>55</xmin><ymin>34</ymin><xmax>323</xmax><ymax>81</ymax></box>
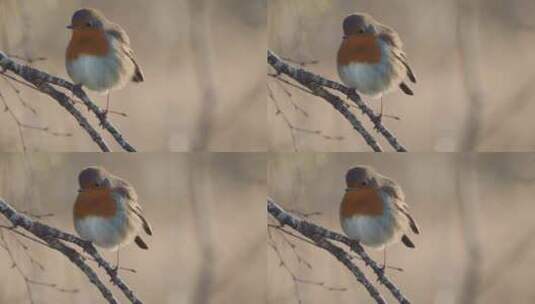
<box><xmin>358</xmin><ymin>28</ymin><xmax>365</xmax><ymax>34</ymax></box>
<box><xmin>361</xmin><ymin>181</ymin><xmax>367</xmax><ymax>186</ymax></box>
<box><xmin>86</xmin><ymin>21</ymin><xmax>92</xmax><ymax>27</ymax></box>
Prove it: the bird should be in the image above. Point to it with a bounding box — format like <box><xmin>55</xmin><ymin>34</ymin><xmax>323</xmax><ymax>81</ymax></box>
<box><xmin>339</xmin><ymin>166</ymin><xmax>419</xmax><ymax>268</ymax></box>
<box><xmin>65</xmin><ymin>8</ymin><xmax>144</xmax><ymax>116</ymax></box>
<box><xmin>337</xmin><ymin>13</ymin><xmax>416</xmax><ymax>117</ymax></box>
<box><xmin>73</xmin><ymin>166</ymin><xmax>152</xmax><ymax>269</ymax></box>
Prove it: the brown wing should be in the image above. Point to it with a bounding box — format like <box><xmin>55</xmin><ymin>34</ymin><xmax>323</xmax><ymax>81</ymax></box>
<box><xmin>106</xmin><ymin>24</ymin><xmax>144</xmax><ymax>82</ymax></box>
<box><xmin>377</xmin><ymin>24</ymin><xmax>402</xmax><ymax>48</ymax></box>
<box><xmin>113</xmin><ymin>177</ymin><xmax>153</xmax><ymax>236</ymax></box>
<box><xmin>378</xmin><ymin>26</ymin><xmax>416</xmax><ymax>84</ymax></box>
<box><xmin>395</xmin><ymin>200</ymin><xmax>420</xmax><ymax>234</ymax></box>
<box><xmin>392</xmin><ymin>50</ymin><xmax>416</xmax><ymax>83</ymax></box>
<box><xmin>379</xmin><ymin>177</ymin><xmax>419</xmax><ymax>234</ymax></box>
<box><xmin>106</xmin><ymin>23</ymin><xmax>130</xmax><ymax>45</ymax></box>
<box><xmin>378</xmin><ymin>177</ymin><xmax>405</xmax><ymax>201</ymax></box>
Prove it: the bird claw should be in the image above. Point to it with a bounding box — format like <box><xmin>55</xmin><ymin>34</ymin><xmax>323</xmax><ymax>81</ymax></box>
<box><xmin>98</xmin><ymin>110</ymin><xmax>108</xmax><ymax>126</ymax></box>
<box><xmin>376</xmin><ymin>264</ymin><xmax>386</xmax><ymax>280</ymax></box>
<box><xmin>372</xmin><ymin>114</ymin><xmax>383</xmax><ymax>130</ymax></box>
<box><xmin>109</xmin><ymin>264</ymin><xmax>119</xmax><ymax>279</ymax></box>
<box><xmin>81</xmin><ymin>240</ymin><xmax>93</xmax><ymax>252</ymax></box>
<box><xmin>69</xmin><ymin>84</ymin><xmax>83</xmax><ymax>105</ymax></box>
<box><xmin>345</xmin><ymin>88</ymin><xmax>358</xmax><ymax>99</ymax></box>
<box><xmin>72</xmin><ymin>83</ymin><xmax>83</xmax><ymax>94</ymax></box>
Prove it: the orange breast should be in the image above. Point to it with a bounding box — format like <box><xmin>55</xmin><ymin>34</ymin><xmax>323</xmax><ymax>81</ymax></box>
<box><xmin>340</xmin><ymin>186</ymin><xmax>384</xmax><ymax>218</ymax></box>
<box><xmin>337</xmin><ymin>34</ymin><xmax>381</xmax><ymax>66</ymax></box>
<box><xmin>67</xmin><ymin>29</ymin><xmax>110</xmax><ymax>60</ymax></box>
<box><xmin>74</xmin><ymin>188</ymin><xmax>117</xmax><ymax>219</ymax></box>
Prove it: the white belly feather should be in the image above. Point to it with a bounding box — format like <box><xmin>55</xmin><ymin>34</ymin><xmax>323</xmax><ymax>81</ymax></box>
<box><xmin>337</xmin><ymin>41</ymin><xmax>405</xmax><ymax>97</ymax></box>
<box><xmin>74</xmin><ymin>193</ymin><xmax>141</xmax><ymax>251</ymax></box>
<box><xmin>341</xmin><ymin>192</ymin><xmax>408</xmax><ymax>249</ymax></box>
<box><xmin>66</xmin><ymin>38</ymin><xmax>135</xmax><ymax>92</ymax></box>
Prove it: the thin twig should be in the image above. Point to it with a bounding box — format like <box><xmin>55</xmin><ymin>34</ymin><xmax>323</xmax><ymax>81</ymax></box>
<box><xmin>268</xmin><ymin>80</ymin><xmax>345</xmax><ymax>144</ymax></box>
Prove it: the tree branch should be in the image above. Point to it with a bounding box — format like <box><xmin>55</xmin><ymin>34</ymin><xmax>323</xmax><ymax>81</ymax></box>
<box><xmin>267</xmin><ymin>198</ymin><xmax>412</xmax><ymax>304</ymax></box>
<box><xmin>268</xmin><ymin>49</ymin><xmax>408</xmax><ymax>152</ymax></box>
<box><xmin>0</xmin><ymin>198</ymin><xmax>143</xmax><ymax>304</ymax></box>
<box><xmin>0</xmin><ymin>51</ymin><xmax>136</xmax><ymax>152</ymax></box>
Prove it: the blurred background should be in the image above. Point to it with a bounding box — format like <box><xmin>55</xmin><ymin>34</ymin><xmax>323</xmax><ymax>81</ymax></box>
<box><xmin>0</xmin><ymin>152</ymin><xmax>266</xmax><ymax>303</ymax></box>
<box><xmin>268</xmin><ymin>0</ymin><xmax>535</xmax><ymax>151</ymax></box>
<box><xmin>0</xmin><ymin>0</ymin><xmax>266</xmax><ymax>151</ymax></box>
<box><xmin>268</xmin><ymin>153</ymin><xmax>535</xmax><ymax>303</ymax></box>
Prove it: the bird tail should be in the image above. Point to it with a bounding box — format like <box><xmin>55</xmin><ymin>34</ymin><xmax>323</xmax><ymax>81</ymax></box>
<box><xmin>401</xmin><ymin>235</ymin><xmax>415</xmax><ymax>248</ymax></box>
<box><xmin>132</xmin><ymin>65</ymin><xmax>144</xmax><ymax>82</ymax></box>
<box><xmin>134</xmin><ymin>236</ymin><xmax>149</xmax><ymax>249</ymax></box>
<box><xmin>399</xmin><ymin>82</ymin><xmax>414</xmax><ymax>95</ymax></box>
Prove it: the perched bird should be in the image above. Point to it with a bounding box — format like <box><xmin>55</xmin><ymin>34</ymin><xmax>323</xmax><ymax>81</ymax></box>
<box><xmin>73</xmin><ymin>166</ymin><xmax>152</xmax><ymax>268</ymax></box>
<box><xmin>337</xmin><ymin>13</ymin><xmax>416</xmax><ymax>115</ymax></box>
<box><xmin>339</xmin><ymin>166</ymin><xmax>419</xmax><ymax>267</ymax></box>
<box><xmin>66</xmin><ymin>8</ymin><xmax>144</xmax><ymax>115</ymax></box>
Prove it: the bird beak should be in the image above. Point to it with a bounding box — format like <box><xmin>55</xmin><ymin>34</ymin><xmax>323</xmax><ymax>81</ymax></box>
<box><xmin>77</xmin><ymin>189</ymin><xmax>83</xmax><ymax>193</ymax></box>
<box><xmin>66</xmin><ymin>25</ymin><xmax>73</xmax><ymax>29</ymax></box>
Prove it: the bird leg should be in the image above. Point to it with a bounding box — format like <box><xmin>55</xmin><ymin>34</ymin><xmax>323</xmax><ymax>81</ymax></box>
<box><xmin>69</xmin><ymin>83</ymin><xmax>83</xmax><ymax>105</ymax></box>
<box><xmin>111</xmin><ymin>248</ymin><xmax>120</xmax><ymax>275</ymax></box>
<box><xmin>99</xmin><ymin>92</ymin><xmax>128</xmax><ymax>123</ymax></box>
<box><xmin>101</xmin><ymin>92</ymin><xmax>110</xmax><ymax>121</ymax></box>
<box><xmin>379</xmin><ymin>95</ymin><xmax>384</xmax><ymax>122</ymax></box>
<box><xmin>382</xmin><ymin>248</ymin><xmax>387</xmax><ymax>272</ymax></box>
<box><xmin>373</xmin><ymin>95</ymin><xmax>401</xmax><ymax>130</ymax></box>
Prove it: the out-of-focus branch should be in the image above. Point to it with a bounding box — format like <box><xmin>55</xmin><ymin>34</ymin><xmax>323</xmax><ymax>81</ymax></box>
<box><xmin>480</xmin><ymin>75</ymin><xmax>535</xmax><ymax>144</ymax></box>
<box><xmin>187</xmin><ymin>155</ymin><xmax>215</xmax><ymax>304</ymax></box>
<box><xmin>476</xmin><ymin>225</ymin><xmax>535</xmax><ymax>299</ymax></box>
<box><xmin>0</xmin><ymin>198</ymin><xmax>143</xmax><ymax>304</ymax></box>
<box><xmin>457</xmin><ymin>0</ymin><xmax>484</xmax><ymax>151</ymax></box>
<box><xmin>189</xmin><ymin>0</ymin><xmax>217</xmax><ymax>150</ymax></box>
<box><xmin>268</xmin><ymin>49</ymin><xmax>408</xmax><ymax>152</ymax></box>
<box><xmin>0</xmin><ymin>51</ymin><xmax>136</xmax><ymax>152</ymax></box>
<box><xmin>267</xmin><ymin>198</ymin><xmax>412</xmax><ymax>304</ymax></box>
<box><xmin>455</xmin><ymin>156</ymin><xmax>482</xmax><ymax>304</ymax></box>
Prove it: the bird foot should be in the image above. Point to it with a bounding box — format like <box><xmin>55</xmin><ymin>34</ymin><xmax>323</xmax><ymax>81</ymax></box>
<box><xmin>376</xmin><ymin>264</ymin><xmax>386</xmax><ymax>280</ymax></box>
<box><xmin>71</xmin><ymin>83</ymin><xmax>83</xmax><ymax>95</ymax></box>
<box><xmin>81</xmin><ymin>240</ymin><xmax>93</xmax><ymax>252</ymax></box>
<box><xmin>372</xmin><ymin>113</ymin><xmax>383</xmax><ymax>131</ymax></box>
<box><xmin>372</xmin><ymin>113</ymin><xmax>402</xmax><ymax>131</ymax></box>
<box><xmin>110</xmin><ymin>264</ymin><xmax>119</xmax><ymax>277</ymax></box>
<box><xmin>345</xmin><ymin>88</ymin><xmax>358</xmax><ymax>99</ymax></box>
<box><xmin>69</xmin><ymin>84</ymin><xmax>83</xmax><ymax>105</ymax></box>
<box><xmin>98</xmin><ymin>110</ymin><xmax>108</xmax><ymax>126</ymax></box>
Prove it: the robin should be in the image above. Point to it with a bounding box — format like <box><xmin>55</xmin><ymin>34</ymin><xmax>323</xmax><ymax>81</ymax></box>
<box><xmin>73</xmin><ymin>166</ymin><xmax>152</xmax><ymax>269</ymax></box>
<box><xmin>337</xmin><ymin>13</ymin><xmax>416</xmax><ymax>117</ymax></box>
<box><xmin>339</xmin><ymin>166</ymin><xmax>419</xmax><ymax>268</ymax></box>
<box><xmin>66</xmin><ymin>8</ymin><xmax>144</xmax><ymax>116</ymax></box>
